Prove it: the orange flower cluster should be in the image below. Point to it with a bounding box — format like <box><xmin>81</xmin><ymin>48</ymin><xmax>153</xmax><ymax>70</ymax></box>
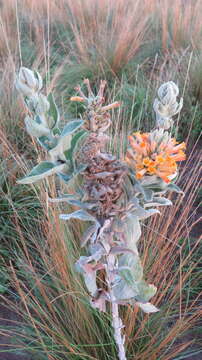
<box><xmin>125</xmin><ymin>132</ymin><xmax>186</xmax><ymax>183</ymax></box>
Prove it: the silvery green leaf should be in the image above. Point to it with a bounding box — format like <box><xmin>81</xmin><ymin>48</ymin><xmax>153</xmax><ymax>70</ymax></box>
<box><xmin>142</xmin><ymin>189</ymin><xmax>154</xmax><ymax>202</ymax></box>
<box><xmin>89</xmin><ymin>243</ymin><xmax>105</xmax><ymax>261</ymax></box>
<box><xmin>83</xmin><ymin>270</ymin><xmax>97</xmax><ymax>296</ymax></box>
<box><xmin>63</xmin><ymin>130</ymin><xmax>87</xmax><ymax>166</ymax></box>
<box><xmin>17</xmin><ymin>161</ymin><xmax>66</xmax><ymax>184</ymax></box>
<box><xmin>48</xmin><ymin>193</ymin><xmax>95</xmax><ymax>209</ymax></box>
<box><xmin>140</xmin><ymin>175</ymin><xmax>166</xmax><ymax>189</ymax></box>
<box><xmin>66</xmin><ymin>199</ymin><xmax>97</xmax><ymax>210</ymax></box>
<box><xmin>167</xmin><ymin>183</ymin><xmax>184</xmax><ymax>194</ymax></box>
<box><xmin>112</xmin><ymin>218</ymin><xmax>125</xmax><ymax>233</ymax></box>
<box><xmin>35</xmin><ymin>94</ymin><xmax>50</xmax><ymax>115</ymax></box>
<box><xmin>134</xmin><ymin>183</ymin><xmax>154</xmax><ymax>201</ymax></box>
<box><xmin>49</xmin><ymin>135</ymin><xmax>72</xmax><ymax>162</ymax></box>
<box><xmin>119</xmin><ymin>253</ymin><xmax>143</xmax><ymax>284</ymax></box>
<box><xmin>136</xmin><ymin>281</ymin><xmax>157</xmax><ymax>302</ymax></box>
<box><xmin>47</xmin><ymin>93</ymin><xmax>60</xmax><ymax>128</ymax></box>
<box><xmin>91</xmin><ymin>223</ymin><xmax>101</xmax><ymax>243</ymax></box>
<box><xmin>71</xmin><ymin>130</ymin><xmax>87</xmax><ymax>155</ymax></box>
<box><xmin>124</xmin><ymin>213</ymin><xmax>141</xmax><ymax>253</ymax></box>
<box><xmin>136</xmin><ymin>302</ymin><xmax>159</xmax><ymax>313</ymax></box>
<box><xmin>52</xmin><ymin>128</ymin><xmax>61</xmax><ymax>136</ymax></box>
<box><xmin>59</xmin><ymin>210</ymin><xmax>98</xmax><ymax>223</ymax></box>
<box><xmin>57</xmin><ymin>172</ymin><xmax>72</xmax><ymax>183</ymax></box>
<box><xmin>38</xmin><ymin>135</ymin><xmax>57</xmax><ymax>150</ymax></box>
<box><xmin>132</xmin><ymin>207</ymin><xmax>160</xmax><ymax>220</ymax></box>
<box><xmin>110</xmin><ymin>246</ymin><xmax>135</xmax><ymax>256</ymax></box>
<box><xmin>48</xmin><ymin>194</ymin><xmax>76</xmax><ymax>203</ymax></box>
<box><xmin>75</xmin><ymin>256</ymin><xmax>89</xmax><ymax>273</ymax></box>
<box><xmin>34</xmin><ymin>70</ymin><xmax>43</xmax><ymax>92</ymax></box>
<box><xmin>61</xmin><ymin>120</ymin><xmax>83</xmax><ymax>137</ymax></box>
<box><xmin>81</xmin><ymin>224</ymin><xmax>99</xmax><ymax>247</ymax></box>
<box><xmin>24</xmin><ymin>116</ymin><xmax>50</xmax><ymax>138</ymax></box>
<box><xmin>74</xmin><ymin>164</ymin><xmax>88</xmax><ymax>175</ymax></box>
<box><xmin>144</xmin><ymin>197</ymin><xmax>172</xmax><ymax>207</ymax></box>
<box><xmin>113</xmin><ymin>276</ymin><xmax>138</xmax><ymax>301</ymax></box>
<box><xmin>134</xmin><ymin>181</ymin><xmax>144</xmax><ymax>194</ymax></box>
<box><xmin>57</xmin><ymin>164</ymin><xmax>85</xmax><ymax>185</ymax></box>
<box><xmin>91</xmin><ymin>291</ymin><xmax>107</xmax><ymax>312</ymax></box>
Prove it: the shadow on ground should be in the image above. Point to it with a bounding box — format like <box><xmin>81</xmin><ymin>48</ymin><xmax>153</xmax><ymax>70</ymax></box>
<box><xmin>0</xmin><ymin>303</ymin><xmax>31</xmax><ymax>360</ymax></box>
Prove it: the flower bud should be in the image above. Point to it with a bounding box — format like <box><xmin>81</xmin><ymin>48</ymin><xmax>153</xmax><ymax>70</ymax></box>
<box><xmin>15</xmin><ymin>67</ymin><xmax>42</xmax><ymax>97</ymax></box>
<box><xmin>153</xmin><ymin>81</ymin><xmax>183</xmax><ymax>130</ymax></box>
<box><xmin>157</xmin><ymin>81</ymin><xmax>179</xmax><ymax>105</ymax></box>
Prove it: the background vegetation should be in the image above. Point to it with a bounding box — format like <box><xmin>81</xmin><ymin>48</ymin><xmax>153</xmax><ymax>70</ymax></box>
<box><xmin>0</xmin><ymin>0</ymin><xmax>201</xmax><ymax>359</ymax></box>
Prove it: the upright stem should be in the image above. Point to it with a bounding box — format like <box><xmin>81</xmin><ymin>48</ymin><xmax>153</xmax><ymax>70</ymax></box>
<box><xmin>111</xmin><ymin>301</ymin><xmax>127</xmax><ymax>360</ymax></box>
<box><xmin>106</xmin><ymin>254</ymin><xmax>127</xmax><ymax>360</ymax></box>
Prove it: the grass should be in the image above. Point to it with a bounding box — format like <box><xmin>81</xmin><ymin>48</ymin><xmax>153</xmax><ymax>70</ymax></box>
<box><xmin>0</xmin><ymin>0</ymin><xmax>201</xmax><ymax>359</ymax></box>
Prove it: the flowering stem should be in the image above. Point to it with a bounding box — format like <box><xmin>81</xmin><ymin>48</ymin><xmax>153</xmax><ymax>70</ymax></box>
<box><xmin>111</xmin><ymin>301</ymin><xmax>127</xmax><ymax>360</ymax></box>
<box><xmin>106</xmin><ymin>253</ymin><xmax>127</xmax><ymax>360</ymax></box>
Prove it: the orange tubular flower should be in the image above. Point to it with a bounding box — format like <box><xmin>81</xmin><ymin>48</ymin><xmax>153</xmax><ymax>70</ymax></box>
<box><xmin>70</xmin><ymin>96</ymin><xmax>85</xmax><ymax>102</ymax></box>
<box><xmin>125</xmin><ymin>131</ymin><xmax>186</xmax><ymax>183</ymax></box>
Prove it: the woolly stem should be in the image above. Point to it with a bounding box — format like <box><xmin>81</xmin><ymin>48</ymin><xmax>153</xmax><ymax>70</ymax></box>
<box><xmin>111</xmin><ymin>301</ymin><xmax>127</xmax><ymax>360</ymax></box>
<box><xmin>106</xmin><ymin>254</ymin><xmax>127</xmax><ymax>360</ymax></box>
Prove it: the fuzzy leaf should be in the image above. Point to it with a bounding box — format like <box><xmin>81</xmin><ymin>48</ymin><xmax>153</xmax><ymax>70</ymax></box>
<box><xmin>59</xmin><ymin>210</ymin><xmax>98</xmax><ymax>223</ymax></box>
<box><xmin>48</xmin><ymin>194</ymin><xmax>76</xmax><ymax>203</ymax></box>
<box><xmin>47</xmin><ymin>93</ymin><xmax>60</xmax><ymax>128</ymax></box>
<box><xmin>75</xmin><ymin>257</ymin><xmax>98</xmax><ymax>296</ymax></box>
<box><xmin>136</xmin><ymin>302</ymin><xmax>159</xmax><ymax>313</ymax></box>
<box><xmin>75</xmin><ymin>256</ymin><xmax>89</xmax><ymax>273</ymax></box>
<box><xmin>113</xmin><ymin>253</ymin><xmax>143</xmax><ymax>301</ymax></box>
<box><xmin>91</xmin><ymin>293</ymin><xmax>107</xmax><ymax>312</ymax></box>
<box><xmin>110</xmin><ymin>246</ymin><xmax>135</xmax><ymax>256</ymax></box>
<box><xmin>17</xmin><ymin>162</ymin><xmax>66</xmax><ymax>184</ymax></box>
<box><xmin>81</xmin><ymin>225</ymin><xmax>99</xmax><ymax>247</ymax></box>
<box><xmin>124</xmin><ymin>213</ymin><xmax>141</xmax><ymax>252</ymax></box>
<box><xmin>113</xmin><ymin>276</ymin><xmax>138</xmax><ymax>301</ymax></box>
<box><xmin>119</xmin><ymin>253</ymin><xmax>143</xmax><ymax>284</ymax></box>
<box><xmin>143</xmin><ymin>189</ymin><xmax>154</xmax><ymax>202</ymax></box>
<box><xmin>145</xmin><ymin>197</ymin><xmax>172</xmax><ymax>208</ymax></box>
<box><xmin>132</xmin><ymin>207</ymin><xmax>160</xmax><ymax>220</ymax></box>
<box><xmin>136</xmin><ymin>281</ymin><xmax>157</xmax><ymax>302</ymax></box>
<box><xmin>71</xmin><ymin>130</ymin><xmax>87</xmax><ymax>158</ymax></box>
<box><xmin>140</xmin><ymin>175</ymin><xmax>167</xmax><ymax>189</ymax></box>
<box><xmin>49</xmin><ymin>136</ymin><xmax>72</xmax><ymax>162</ymax></box>
<box><xmin>57</xmin><ymin>172</ymin><xmax>72</xmax><ymax>183</ymax></box>
<box><xmin>24</xmin><ymin>116</ymin><xmax>50</xmax><ymax>138</ymax></box>
<box><xmin>49</xmin><ymin>195</ymin><xmax>97</xmax><ymax>210</ymax></box>
<box><xmin>38</xmin><ymin>135</ymin><xmax>57</xmax><ymax>150</ymax></box>
<box><xmin>167</xmin><ymin>183</ymin><xmax>184</xmax><ymax>194</ymax></box>
<box><xmin>61</xmin><ymin>120</ymin><xmax>83</xmax><ymax>138</ymax></box>
<box><xmin>64</xmin><ymin>130</ymin><xmax>87</xmax><ymax>163</ymax></box>
<box><xmin>83</xmin><ymin>268</ymin><xmax>97</xmax><ymax>296</ymax></box>
<box><xmin>74</xmin><ymin>164</ymin><xmax>88</xmax><ymax>175</ymax></box>
<box><xmin>89</xmin><ymin>243</ymin><xmax>105</xmax><ymax>261</ymax></box>
<box><xmin>67</xmin><ymin>199</ymin><xmax>97</xmax><ymax>210</ymax></box>
<box><xmin>134</xmin><ymin>182</ymin><xmax>156</xmax><ymax>201</ymax></box>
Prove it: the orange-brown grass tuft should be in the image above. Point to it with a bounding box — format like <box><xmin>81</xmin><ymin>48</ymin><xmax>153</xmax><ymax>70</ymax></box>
<box><xmin>62</xmin><ymin>0</ymin><xmax>154</xmax><ymax>74</ymax></box>
<box><xmin>155</xmin><ymin>0</ymin><xmax>202</xmax><ymax>52</ymax></box>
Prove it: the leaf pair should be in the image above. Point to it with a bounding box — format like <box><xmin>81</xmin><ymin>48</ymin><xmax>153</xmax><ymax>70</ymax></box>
<box><xmin>17</xmin><ymin>120</ymin><xmax>85</xmax><ymax>185</ymax></box>
<box><xmin>113</xmin><ymin>253</ymin><xmax>159</xmax><ymax>313</ymax></box>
